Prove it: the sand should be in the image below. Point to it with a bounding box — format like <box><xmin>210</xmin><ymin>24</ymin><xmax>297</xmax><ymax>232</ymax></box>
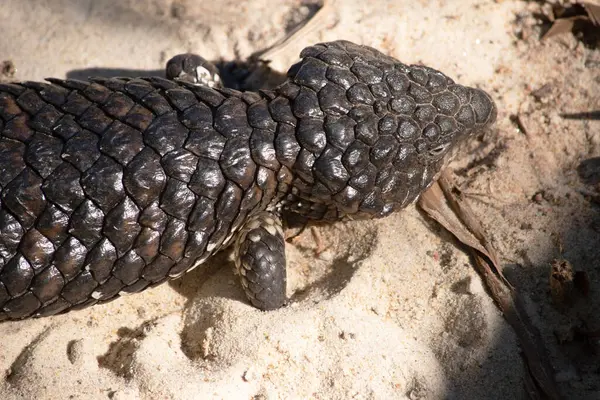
<box><xmin>1</xmin><ymin>0</ymin><xmax>599</xmax><ymax>399</ymax></box>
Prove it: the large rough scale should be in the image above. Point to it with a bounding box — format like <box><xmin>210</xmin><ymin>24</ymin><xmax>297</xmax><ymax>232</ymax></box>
<box><xmin>0</xmin><ymin>40</ymin><xmax>496</xmax><ymax>320</ymax></box>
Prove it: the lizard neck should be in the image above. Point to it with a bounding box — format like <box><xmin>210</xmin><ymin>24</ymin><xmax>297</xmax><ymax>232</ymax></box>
<box><xmin>261</xmin><ymin>84</ymin><xmax>341</xmax><ymax>220</ymax></box>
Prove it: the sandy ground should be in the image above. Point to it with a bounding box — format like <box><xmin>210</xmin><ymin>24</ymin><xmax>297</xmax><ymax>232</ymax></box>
<box><xmin>0</xmin><ymin>0</ymin><xmax>599</xmax><ymax>399</ymax></box>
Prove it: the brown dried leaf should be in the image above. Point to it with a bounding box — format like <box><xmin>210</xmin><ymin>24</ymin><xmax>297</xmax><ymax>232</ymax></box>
<box><xmin>417</xmin><ymin>182</ymin><xmax>491</xmax><ymax>259</ymax></box>
<box><xmin>541</xmin><ymin>2</ymin><xmax>600</xmax><ymax>40</ymax></box>
<box><xmin>583</xmin><ymin>2</ymin><xmax>600</xmax><ymax>25</ymax></box>
<box><xmin>542</xmin><ymin>15</ymin><xmax>589</xmax><ymax>39</ymax></box>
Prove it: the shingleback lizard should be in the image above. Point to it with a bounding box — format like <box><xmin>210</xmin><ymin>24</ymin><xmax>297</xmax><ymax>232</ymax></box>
<box><xmin>0</xmin><ymin>41</ymin><xmax>497</xmax><ymax>321</ymax></box>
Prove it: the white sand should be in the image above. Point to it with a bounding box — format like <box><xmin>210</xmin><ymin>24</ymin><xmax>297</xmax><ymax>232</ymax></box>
<box><xmin>1</xmin><ymin>0</ymin><xmax>599</xmax><ymax>399</ymax></box>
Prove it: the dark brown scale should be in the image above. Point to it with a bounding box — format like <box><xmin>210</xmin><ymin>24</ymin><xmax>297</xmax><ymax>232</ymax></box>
<box><xmin>142</xmin><ymin>255</ymin><xmax>175</xmax><ymax>282</ymax></box>
<box><xmin>250</xmin><ymin>129</ymin><xmax>279</xmax><ymax>170</ymax></box>
<box><xmin>25</xmin><ymin>132</ymin><xmax>63</xmax><ymax>178</ymax></box>
<box><xmin>268</xmin><ymin>97</ymin><xmax>296</xmax><ymax>124</ymax></box>
<box><xmin>4</xmin><ymin>291</ymin><xmax>41</xmax><ymax>318</ymax></box>
<box><xmin>0</xmin><ymin>41</ymin><xmax>496</xmax><ymax>320</ymax></box>
<box><xmin>121</xmin><ymin>278</ymin><xmax>150</xmax><ymax>294</ymax></box>
<box><xmin>293</xmin><ymin>87</ymin><xmax>323</xmax><ymax>118</ymax></box>
<box><xmin>138</xmin><ymin>201</ymin><xmax>168</xmax><ymax>232</ymax></box>
<box><xmin>354</xmin><ymin>114</ymin><xmax>379</xmax><ymax>145</ymax></box>
<box><xmin>290</xmin><ymin>57</ymin><xmax>328</xmax><ymax>91</ymax></box>
<box><xmin>296</xmin><ymin>118</ymin><xmax>326</xmax><ymax>154</ymax></box>
<box><xmin>42</xmin><ymin>162</ymin><xmax>85</xmax><ymax>213</ymax></box>
<box><xmin>29</xmin><ymin>104</ymin><xmax>63</xmax><ymax>135</ymax></box>
<box><xmin>63</xmin><ymin>131</ymin><xmax>100</xmax><ymax>171</ymax></box>
<box><xmin>30</xmin><ymin>265</ymin><xmax>65</xmax><ymax>304</ymax></box>
<box><xmin>160</xmin><ymin>178</ymin><xmax>195</xmax><ymax>220</ymax></box>
<box><xmin>4</xmin><ymin>114</ymin><xmax>34</xmax><ymax>142</ymax></box>
<box><xmin>161</xmin><ymin>149</ymin><xmax>198</xmax><ymax>183</ymax></box>
<box><xmin>99</xmin><ymin>121</ymin><xmax>145</xmax><ymax>164</ymax></box>
<box><xmin>0</xmin><ymin>211</ymin><xmax>23</xmax><ymax>263</ymax></box>
<box><xmin>61</xmin><ymin>90</ymin><xmax>93</xmax><ymax>116</ymax></box>
<box><xmin>103</xmin><ymin>197</ymin><xmax>141</xmax><ymax>255</ymax></box>
<box><xmin>124</xmin><ymin>148</ymin><xmax>167</xmax><ymax>208</ymax></box>
<box><xmin>274</xmin><ymin>124</ymin><xmax>300</xmax><ymax>168</ymax></box>
<box><xmin>36</xmin><ymin>204</ymin><xmax>69</xmax><ymax>245</ymax></box>
<box><xmin>247</xmin><ymin>100</ymin><xmax>277</xmax><ymax>130</ymax></box>
<box><xmin>0</xmin><ymin>138</ymin><xmax>26</xmax><ymax>187</ymax></box>
<box><xmin>113</xmin><ymin>250</ymin><xmax>145</xmax><ymax>285</ymax></box>
<box><xmin>69</xmin><ymin>200</ymin><xmax>104</xmax><ymax>247</ymax></box>
<box><xmin>324</xmin><ymin>115</ymin><xmax>355</xmax><ymax>152</ymax></box>
<box><xmin>19</xmin><ymin>229</ymin><xmax>54</xmax><ymax>272</ymax></box>
<box><xmin>159</xmin><ymin>218</ymin><xmax>188</xmax><ymax>262</ymax></box>
<box><xmin>189</xmin><ymin>158</ymin><xmax>225</xmax><ymax>200</ymax></box>
<box><xmin>214</xmin><ymin>97</ymin><xmax>252</xmax><ymax>138</ymax></box>
<box><xmin>2</xmin><ymin>168</ymin><xmax>45</xmax><ymax>229</ymax></box>
<box><xmin>348</xmin><ymin>82</ymin><xmax>375</xmax><ymax>105</ymax></box>
<box><xmin>133</xmin><ymin>227</ymin><xmax>160</xmax><ymax>263</ymax></box>
<box><xmin>313</xmin><ymin>146</ymin><xmax>349</xmax><ymax>193</ymax></box>
<box><xmin>184</xmin><ymin>123</ymin><xmax>225</xmax><ymax>160</ymax></box>
<box><xmin>54</xmin><ymin>237</ymin><xmax>87</xmax><ymax>279</ymax></box>
<box><xmin>81</xmin><ymin>156</ymin><xmax>125</xmax><ymax>212</ymax></box>
<box><xmin>219</xmin><ymin>137</ymin><xmax>257</xmax><ymax>190</ymax></box>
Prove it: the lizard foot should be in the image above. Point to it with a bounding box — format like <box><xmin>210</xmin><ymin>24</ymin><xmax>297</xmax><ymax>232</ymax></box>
<box><xmin>234</xmin><ymin>211</ymin><xmax>287</xmax><ymax>310</ymax></box>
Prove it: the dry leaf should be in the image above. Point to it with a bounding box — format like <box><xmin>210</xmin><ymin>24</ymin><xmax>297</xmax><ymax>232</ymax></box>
<box><xmin>583</xmin><ymin>2</ymin><xmax>600</xmax><ymax>25</ymax></box>
<box><xmin>541</xmin><ymin>2</ymin><xmax>600</xmax><ymax>40</ymax></box>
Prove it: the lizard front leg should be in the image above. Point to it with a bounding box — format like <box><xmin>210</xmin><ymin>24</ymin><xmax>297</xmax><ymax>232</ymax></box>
<box><xmin>234</xmin><ymin>210</ymin><xmax>286</xmax><ymax>310</ymax></box>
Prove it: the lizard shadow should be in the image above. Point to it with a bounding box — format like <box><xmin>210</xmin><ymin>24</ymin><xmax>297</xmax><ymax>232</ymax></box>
<box><xmin>172</xmin><ymin>218</ymin><xmax>380</xmax><ymax>362</ymax></box>
<box><xmin>66</xmin><ymin>59</ymin><xmax>288</xmax><ymax>91</ymax></box>
<box><xmin>165</xmin><ymin>217</ymin><xmax>380</xmax><ymax>324</ymax></box>
<box><xmin>285</xmin><ymin>219</ymin><xmax>380</xmax><ymax>305</ymax></box>
<box><xmin>94</xmin><ymin>217</ymin><xmax>379</xmax><ymax>367</ymax></box>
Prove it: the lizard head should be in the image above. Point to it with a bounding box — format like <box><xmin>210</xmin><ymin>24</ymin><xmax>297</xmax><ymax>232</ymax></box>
<box><xmin>281</xmin><ymin>41</ymin><xmax>497</xmax><ymax>219</ymax></box>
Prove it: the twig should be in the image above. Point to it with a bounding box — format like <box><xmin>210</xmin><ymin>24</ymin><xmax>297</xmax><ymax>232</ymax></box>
<box><xmin>251</xmin><ymin>0</ymin><xmax>337</xmax><ymax>62</ymax></box>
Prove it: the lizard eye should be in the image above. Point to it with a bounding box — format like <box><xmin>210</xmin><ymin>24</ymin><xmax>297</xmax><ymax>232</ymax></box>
<box><xmin>429</xmin><ymin>143</ymin><xmax>449</xmax><ymax>157</ymax></box>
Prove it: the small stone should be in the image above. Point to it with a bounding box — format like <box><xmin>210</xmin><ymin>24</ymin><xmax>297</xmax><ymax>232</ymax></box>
<box><xmin>318</xmin><ymin>249</ymin><xmax>334</xmax><ymax>261</ymax></box>
<box><xmin>202</xmin><ymin>327</ymin><xmax>214</xmax><ymax>359</ymax></box>
<box><xmin>243</xmin><ymin>367</ymin><xmax>256</xmax><ymax>382</ymax></box>
<box><xmin>67</xmin><ymin>339</ymin><xmax>85</xmax><ymax>365</ymax></box>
